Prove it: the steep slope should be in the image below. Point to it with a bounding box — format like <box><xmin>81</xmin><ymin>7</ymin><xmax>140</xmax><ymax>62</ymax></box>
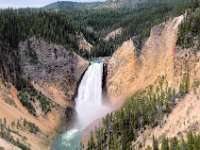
<box><xmin>103</xmin><ymin>27</ymin><xmax>123</xmax><ymax>42</ymax></box>
<box><xmin>84</xmin><ymin>15</ymin><xmax>200</xmax><ymax>149</ymax></box>
<box><xmin>133</xmin><ymin>90</ymin><xmax>200</xmax><ymax>149</ymax></box>
<box><xmin>132</xmin><ymin>45</ymin><xmax>200</xmax><ymax>149</ymax></box>
<box><xmin>77</xmin><ymin>34</ymin><xmax>93</xmax><ymax>53</ymax></box>
<box><xmin>105</xmin><ymin>13</ymin><xmax>200</xmax><ymax>149</ymax></box>
<box><xmin>0</xmin><ymin>37</ymin><xmax>89</xmax><ymax>149</ymax></box>
<box><xmin>106</xmin><ymin>15</ymin><xmax>184</xmax><ymax>103</ymax></box>
<box><xmin>18</xmin><ymin>37</ymin><xmax>89</xmax><ymax>107</ymax></box>
<box><xmin>0</xmin><ymin>138</ymin><xmax>21</xmax><ymax>150</ymax></box>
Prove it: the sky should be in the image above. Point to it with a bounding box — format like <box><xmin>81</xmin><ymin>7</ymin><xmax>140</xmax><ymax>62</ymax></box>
<box><xmin>0</xmin><ymin>0</ymin><xmax>102</xmax><ymax>8</ymax></box>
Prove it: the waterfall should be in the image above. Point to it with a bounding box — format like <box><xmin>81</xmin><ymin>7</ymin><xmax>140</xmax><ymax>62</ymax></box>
<box><xmin>75</xmin><ymin>62</ymin><xmax>103</xmax><ymax>129</ymax></box>
<box><xmin>53</xmin><ymin>62</ymin><xmax>107</xmax><ymax>150</ymax></box>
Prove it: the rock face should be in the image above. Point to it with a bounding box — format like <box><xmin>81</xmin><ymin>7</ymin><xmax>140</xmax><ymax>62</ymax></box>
<box><xmin>106</xmin><ymin>16</ymin><xmax>184</xmax><ymax>102</ymax></box>
<box><xmin>77</xmin><ymin>33</ymin><xmax>93</xmax><ymax>52</ymax></box>
<box><xmin>0</xmin><ymin>45</ymin><xmax>20</xmax><ymax>85</ymax></box>
<box><xmin>106</xmin><ymin>39</ymin><xmax>137</xmax><ymax>101</ymax></box>
<box><xmin>18</xmin><ymin>37</ymin><xmax>89</xmax><ymax>106</ymax></box>
<box><xmin>132</xmin><ymin>48</ymin><xmax>200</xmax><ymax>148</ymax></box>
<box><xmin>103</xmin><ymin>27</ymin><xmax>123</xmax><ymax>41</ymax></box>
<box><xmin>0</xmin><ymin>37</ymin><xmax>89</xmax><ymax>149</ymax></box>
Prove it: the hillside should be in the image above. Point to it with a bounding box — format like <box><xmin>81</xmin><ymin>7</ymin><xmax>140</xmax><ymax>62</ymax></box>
<box><xmin>42</xmin><ymin>0</ymin><xmax>140</xmax><ymax>11</ymax></box>
<box><xmin>84</xmin><ymin>1</ymin><xmax>200</xmax><ymax>149</ymax></box>
<box><xmin>0</xmin><ymin>36</ymin><xmax>89</xmax><ymax>149</ymax></box>
<box><xmin>106</xmin><ymin>15</ymin><xmax>184</xmax><ymax>102</ymax></box>
<box><xmin>69</xmin><ymin>0</ymin><xmax>188</xmax><ymax>57</ymax></box>
<box><xmin>43</xmin><ymin>1</ymin><xmax>103</xmax><ymax>11</ymax></box>
<box><xmin>43</xmin><ymin>0</ymin><xmax>184</xmax><ymax>11</ymax></box>
<box><xmin>0</xmin><ymin>10</ymin><xmax>96</xmax><ymax>58</ymax></box>
<box><xmin>0</xmin><ymin>8</ymin><xmax>93</xmax><ymax>150</ymax></box>
<box><xmin>42</xmin><ymin>0</ymin><xmax>189</xmax><ymax>57</ymax></box>
<box><xmin>1</xmin><ymin>0</ymin><xmax>200</xmax><ymax>150</ymax></box>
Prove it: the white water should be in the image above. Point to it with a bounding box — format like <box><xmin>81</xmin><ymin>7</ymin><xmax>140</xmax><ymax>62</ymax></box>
<box><xmin>53</xmin><ymin>62</ymin><xmax>108</xmax><ymax>150</ymax></box>
<box><xmin>75</xmin><ymin>62</ymin><xmax>104</xmax><ymax>129</ymax></box>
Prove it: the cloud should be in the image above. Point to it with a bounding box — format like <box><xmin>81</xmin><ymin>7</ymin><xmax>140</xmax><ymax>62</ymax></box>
<box><xmin>0</xmin><ymin>0</ymin><xmax>102</xmax><ymax>8</ymax></box>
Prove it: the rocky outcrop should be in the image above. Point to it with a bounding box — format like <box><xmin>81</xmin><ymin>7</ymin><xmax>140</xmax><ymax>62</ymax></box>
<box><xmin>0</xmin><ymin>44</ymin><xmax>20</xmax><ymax>85</ymax></box>
<box><xmin>106</xmin><ymin>39</ymin><xmax>137</xmax><ymax>102</ymax></box>
<box><xmin>18</xmin><ymin>37</ymin><xmax>89</xmax><ymax>106</ymax></box>
<box><xmin>77</xmin><ymin>33</ymin><xmax>93</xmax><ymax>52</ymax></box>
<box><xmin>0</xmin><ymin>37</ymin><xmax>89</xmax><ymax>149</ymax></box>
<box><xmin>106</xmin><ymin>16</ymin><xmax>184</xmax><ymax>103</ymax></box>
<box><xmin>103</xmin><ymin>27</ymin><xmax>123</xmax><ymax>42</ymax></box>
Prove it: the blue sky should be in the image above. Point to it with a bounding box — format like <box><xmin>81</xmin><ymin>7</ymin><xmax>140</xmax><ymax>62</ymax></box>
<box><xmin>0</xmin><ymin>0</ymin><xmax>102</xmax><ymax>8</ymax></box>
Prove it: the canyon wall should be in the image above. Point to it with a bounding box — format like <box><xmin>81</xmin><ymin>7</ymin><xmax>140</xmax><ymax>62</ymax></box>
<box><xmin>132</xmin><ymin>48</ymin><xmax>200</xmax><ymax>149</ymax></box>
<box><xmin>18</xmin><ymin>37</ymin><xmax>89</xmax><ymax>107</ymax></box>
<box><xmin>0</xmin><ymin>37</ymin><xmax>89</xmax><ymax>149</ymax></box>
<box><xmin>106</xmin><ymin>16</ymin><xmax>184</xmax><ymax>103</ymax></box>
<box><xmin>106</xmin><ymin>15</ymin><xmax>200</xmax><ymax>148</ymax></box>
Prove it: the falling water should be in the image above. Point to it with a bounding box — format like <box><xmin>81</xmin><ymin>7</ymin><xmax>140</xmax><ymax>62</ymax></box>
<box><xmin>53</xmin><ymin>62</ymin><xmax>108</xmax><ymax>150</ymax></box>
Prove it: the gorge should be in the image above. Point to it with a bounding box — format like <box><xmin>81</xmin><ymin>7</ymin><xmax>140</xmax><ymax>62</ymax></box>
<box><xmin>1</xmin><ymin>0</ymin><xmax>200</xmax><ymax>149</ymax></box>
<box><xmin>53</xmin><ymin>62</ymin><xmax>110</xmax><ymax>150</ymax></box>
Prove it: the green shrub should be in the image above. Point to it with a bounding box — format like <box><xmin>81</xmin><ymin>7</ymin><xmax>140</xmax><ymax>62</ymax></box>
<box><xmin>17</xmin><ymin>79</ymin><xmax>55</xmax><ymax>116</ymax></box>
<box><xmin>23</xmin><ymin>119</ymin><xmax>40</xmax><ymax>134</ymax></box>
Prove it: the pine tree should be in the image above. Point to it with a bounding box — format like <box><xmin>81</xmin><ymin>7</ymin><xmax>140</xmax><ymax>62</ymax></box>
<box><xmin>153</xmin><ymin>135</ymin><xmax>159</xmax><ymax>150</ymax></box>
<box><xmin>170</xmin><ymin>137</ymin><xmax>180</xmax><ymax>150</ymax></box>
<box><xmin>87</xmin><ymin>132</ymin><xmax>96</xmax><ymax>150</ymax></box>
<box><xmin>161</xmin><ymin>137</ymin><xmax>169</xmax><ymax>150</ymax></box>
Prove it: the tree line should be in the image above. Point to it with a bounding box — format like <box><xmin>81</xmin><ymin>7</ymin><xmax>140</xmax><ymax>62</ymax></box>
<box><xmin>177</xmin><ymin>0</ymin><xmax>200</xmax><ymax>49</ymax></box>
<box><xmin>85</xmin><ymin>76</ymin><xmax>189</xmax><ymax>150</ymax></box>
<box><xmin>0</xmin><ymin>0</ymin><xmax>190</xmax><ymax>58</ymax></box>
<box><xmin>152</xmin><ymin>132</ymin><xmax>200</xmax><ymax>150</ymax></box>
<box><xmin>0</xmin><ymin>9</ymin><xmax>98</xmax><ymax>58</ymax></box>
<box><xmin>71</xmin><ymin>0</ymin><xmax>189</xmax><ymax>57</ymax></box>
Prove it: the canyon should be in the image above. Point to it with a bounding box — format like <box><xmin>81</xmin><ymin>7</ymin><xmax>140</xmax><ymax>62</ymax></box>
<box><xmin>105</xmin><ymin>15</ymin><xmax>200</xmax><ymax>149</ymax></box>
<box><xmin>106</xmin><ymin>15</ymin><xmax>185</xmax><ymax>103</ymax></box>
<box><xmin>1</xmin><ymin>7</ymin><xmax>200</xmax><ymax>150</ymax></box>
